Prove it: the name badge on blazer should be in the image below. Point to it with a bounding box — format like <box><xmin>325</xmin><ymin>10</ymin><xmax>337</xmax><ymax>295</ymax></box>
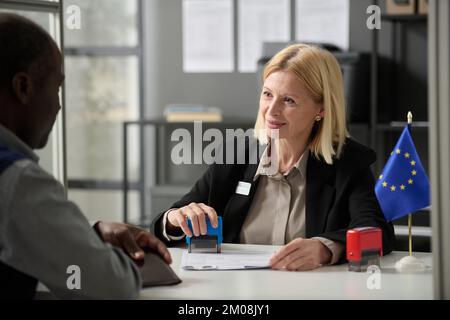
<box><xmin>235</xmin><ymin>181</ymin><xmax>251</xmax><ymax>196</ymax></box>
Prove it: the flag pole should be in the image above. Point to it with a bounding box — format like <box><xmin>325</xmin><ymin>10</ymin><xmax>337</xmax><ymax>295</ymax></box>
<box><xmin>408</xmin><ymin>214</ymin><xmax>412</xmax><ymax>256</ymax></box>
<box><xmin>394</xmin><ymin>111</ymin><xmax>425</xmax><ymax>272</ymax></box>
<box><xmin>407</xmin><ymin>111</ymin><xmax>413</xmax><ymax>257</ymax></box>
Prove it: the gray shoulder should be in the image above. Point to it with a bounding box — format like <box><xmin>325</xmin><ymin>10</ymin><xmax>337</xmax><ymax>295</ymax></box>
<box><xmin>0</xmin><ymin>159</ymin><xmax>64</xmax><ymax>206</ymax></box>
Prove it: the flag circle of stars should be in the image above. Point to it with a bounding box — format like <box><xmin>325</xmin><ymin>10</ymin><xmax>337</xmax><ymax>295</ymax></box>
<box><xmin>378</xmin><ymin>148</ymin><xmax>417</xmax><ymax>192</ymax></box>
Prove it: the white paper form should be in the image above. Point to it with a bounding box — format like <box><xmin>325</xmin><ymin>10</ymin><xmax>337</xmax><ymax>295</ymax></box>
<box><xmin>181</xmin><ymin>250</ymin><xmax>275</xmax><ymax>270</ymax></box>
<box><xmin>183</xmin><ymin>0</ymin><xmax>234</xmax><ymax>72</ymax></box>
<box><xmin>238</xmin><ymin>0</ymin><xmax>290</xmax><ymax>72</ymax></box>
<box><xmin>295</xmin><ymin>0</ymin><xmax>349</xmax><ymax>51</ymax></box>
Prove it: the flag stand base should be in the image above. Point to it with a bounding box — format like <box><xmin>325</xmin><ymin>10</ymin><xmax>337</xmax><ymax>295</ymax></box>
<box><xmin>395</xmin><ymin>255</ymin><xmax>426</xmax><ymax>272</ymax></box>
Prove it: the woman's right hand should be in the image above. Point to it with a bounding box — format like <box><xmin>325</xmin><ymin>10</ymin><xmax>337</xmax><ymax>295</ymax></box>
<box><xmin>167</xmin><ymin>203</ymin><xmax>219</xmax><ymax>237</ymax></box>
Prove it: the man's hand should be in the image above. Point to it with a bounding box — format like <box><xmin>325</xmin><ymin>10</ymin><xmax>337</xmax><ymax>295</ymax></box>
<box><xmin>269</xmin><ymin>238</ymin><xmax>331</xmax><ymax>271</ymax></box>
<box><xmin>94</xmin><ymin>221</ymin><xmax>172</xmax><ymax>264</ymax></box>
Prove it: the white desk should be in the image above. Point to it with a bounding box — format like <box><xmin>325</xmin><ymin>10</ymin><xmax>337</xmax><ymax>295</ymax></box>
<box><xmin>140</xmin><ymin>244</ymin><xmax>433</xmax><ymax>300</ymax></box>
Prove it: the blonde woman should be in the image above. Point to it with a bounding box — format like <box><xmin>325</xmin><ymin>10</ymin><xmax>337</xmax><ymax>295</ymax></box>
<box><xmin>152</xmin><ymin>44</ymin><xmax>394</xmax><ymax>271</ymax></box>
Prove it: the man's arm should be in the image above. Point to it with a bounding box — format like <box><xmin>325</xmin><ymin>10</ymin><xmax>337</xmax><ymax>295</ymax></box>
<box><xmin>1</xmin><ymin>162</ymin><xmax>141</xmax><ymax>299</ymax></box>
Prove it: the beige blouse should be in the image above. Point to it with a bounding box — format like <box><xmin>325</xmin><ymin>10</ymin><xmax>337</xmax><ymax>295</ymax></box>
<box><xmin>239</xmin><ymin>148</ymin><xmax>343</xmax><ymax>264</ymax></box>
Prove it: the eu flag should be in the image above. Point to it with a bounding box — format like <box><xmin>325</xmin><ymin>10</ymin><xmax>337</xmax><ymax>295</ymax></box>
<box><xmin>375</xmin><ymin>125</ymin><xmax>430</xmax><ymax>221</ymax></box>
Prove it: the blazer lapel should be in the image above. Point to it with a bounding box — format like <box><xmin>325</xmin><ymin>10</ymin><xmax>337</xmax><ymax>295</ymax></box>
<box><xmin>222</xmin><ymin>163</ymin><xmax>260</xmax><ymax>243</ymax></box>
<box><xmin>305</xmin><ymin>154</ymin><xmax>336</xmax><ymax>238</ymax></box>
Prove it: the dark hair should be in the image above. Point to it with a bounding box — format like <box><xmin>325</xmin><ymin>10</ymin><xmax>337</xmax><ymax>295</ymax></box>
<box><xmin>0</xmin><ymin>13</ymin><xmax>57</xmax><ymax>88</ymax></box>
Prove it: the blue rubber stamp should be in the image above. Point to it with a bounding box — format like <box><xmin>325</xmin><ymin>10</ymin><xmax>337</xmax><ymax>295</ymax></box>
<box><xmin>186</xmin><ymin>216</ymin><xmax>222</xmax><ymax>253</ymax></box>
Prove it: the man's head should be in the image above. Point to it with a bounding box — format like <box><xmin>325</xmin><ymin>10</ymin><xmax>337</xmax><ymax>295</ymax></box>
<box><xmin>0</xmin><ymin>13</ymin><xmax>64</xmax><ymax>149</ymax></box>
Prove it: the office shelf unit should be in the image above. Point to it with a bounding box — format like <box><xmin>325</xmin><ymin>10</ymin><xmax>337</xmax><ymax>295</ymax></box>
<box><xmin>371</xmin><ymin>13</ymin><xmax>428</xmax><ymax>167</ymax></box>
<box><xmin>370</xmin><ymin>13</ymin><xmax>430</xmax><ymax>252</ymax></box>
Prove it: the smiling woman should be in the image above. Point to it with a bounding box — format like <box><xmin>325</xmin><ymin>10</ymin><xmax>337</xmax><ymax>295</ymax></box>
<box><xmin>151</xmin><ymin>44</ymin><xmax>395</xmax><ymax>272</ymax></box>
<box><xmin>259</xmin><ymin>70</ymin><xmax>324</xmax><ymax>174</ymax></box>
<box><xmin>254</xmin><ymin>44</ymin><xmax>348</xmax><ymax>166</ymax></box>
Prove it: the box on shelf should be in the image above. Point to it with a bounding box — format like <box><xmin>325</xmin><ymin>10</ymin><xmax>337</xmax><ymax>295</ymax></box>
<box><xmin>418</xmin><ymin>0</ymin><xmax>428</xmax><ymax>14</ymax></box>
<box><xmin>386</xmin><ymin>0</ymin><xmax>417</xmax><ymax>15</ymax></box>
<box><xmin>164</xmin><ymin>104</ymin><xmax>223</xmax><ymax>122</ymax></box>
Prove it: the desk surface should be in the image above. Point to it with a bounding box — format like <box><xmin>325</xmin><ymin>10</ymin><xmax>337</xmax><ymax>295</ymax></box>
<box><xmin>140</xmin><ymin>244</ymin><xmax>433</xmax><ymax>300</ymax></box>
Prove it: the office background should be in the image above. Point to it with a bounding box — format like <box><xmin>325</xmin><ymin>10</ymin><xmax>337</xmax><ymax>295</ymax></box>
<box><xmin>0</xmin><ymin>0</ymin><xmax>448</xmax><ymax>299</ymax></box>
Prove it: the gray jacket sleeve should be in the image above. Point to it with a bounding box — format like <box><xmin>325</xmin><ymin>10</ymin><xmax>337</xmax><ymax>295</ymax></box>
<box><xmin>0</xmin><ymin>160</ymin><xmax>141</xmax><ymax>299</ymax></box>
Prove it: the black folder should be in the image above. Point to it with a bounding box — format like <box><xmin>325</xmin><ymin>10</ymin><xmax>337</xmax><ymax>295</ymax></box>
<box><xmin>135</xmin><ymin>251</ymin><xmax>182</xmax><ymax>288</ymax></box>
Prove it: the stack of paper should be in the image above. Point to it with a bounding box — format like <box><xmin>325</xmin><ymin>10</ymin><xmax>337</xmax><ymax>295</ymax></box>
<box><xmin>181</xmin><ymin>250</ymin><xmax>274</xmax><ymax>270</ymax></box>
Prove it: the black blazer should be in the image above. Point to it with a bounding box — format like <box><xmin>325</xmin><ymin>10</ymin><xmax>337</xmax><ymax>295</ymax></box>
<box><xmin>151</xmin><ymin>137</ymin><xmax>395</xmax><ymax>261</ymax></box>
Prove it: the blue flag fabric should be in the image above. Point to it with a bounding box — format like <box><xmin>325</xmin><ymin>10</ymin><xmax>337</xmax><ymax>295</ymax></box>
<box><xmin>375</xmin><ymin>125</ymin><xmax>430</xmax><ymax>221</ymax></box>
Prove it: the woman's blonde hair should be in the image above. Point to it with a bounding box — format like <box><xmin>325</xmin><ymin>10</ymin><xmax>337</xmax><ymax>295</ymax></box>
<box><xmin>254</xmin><ymin>44</ymin><xmax>349</xmax><ymax>165</ymax></box>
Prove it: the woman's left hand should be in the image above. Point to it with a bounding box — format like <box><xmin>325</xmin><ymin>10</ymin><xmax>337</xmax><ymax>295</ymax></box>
<box><xmin>269</xmin><ymin>238</ymin><xmax>332</xmax><ymax>271</ymax></box>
